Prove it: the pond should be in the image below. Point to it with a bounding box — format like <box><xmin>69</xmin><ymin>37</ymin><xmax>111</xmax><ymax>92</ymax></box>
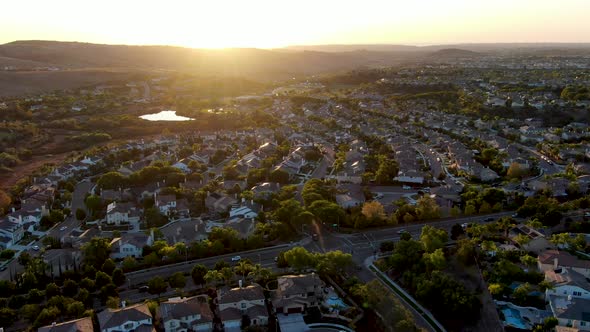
<box><xmin>139</xmin><ymin>110</ymin><xmax>193</xmax><ymax>121</ymax></box>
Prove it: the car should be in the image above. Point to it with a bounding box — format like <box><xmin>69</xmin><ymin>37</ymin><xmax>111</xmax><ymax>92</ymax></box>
<box><xmin>32</xmin><ymin>245</ymin><xmax>40</xmax><ymax>251</ymax></box>
<box><xmin>138</xmin><ymin>286</ymin><xmax>149</xmax><ymax>293</ymax></box>
<box><xmin>0</xmin><ymin>265</ymin><xmax>7</xmax><ymax>271</ymax></box>
<box><xmin>312</xmin><ymin>233</ymin><xmax>319</xmax><ymax>241</ymax></box>
<box><xmin>484</xmin><ymin>217</ymin><xmax>494</xmax><ymax>222</ymax></box>
<box><xmin>402</xmin><ymin>185</ymin><xmax>411</xmax><ymax>190</ymax></box>
<box><xmin>231</xmin><ymin>256</ymin><xmax>241</xmax><ymax>262</ymax></box>
<box><xmin>512</xmin><ymin>213</ymin><xmax>519</xmax><ymax>218</ymax></box>
<box><xmin>374</xmin><ymin>193</ymin><xmax>384</xmax><ymax>199</ymax></box>
<box><xmin>274</xmin><ymin>256</ymin><xmax>278</xmax><ymax>262</ymax></box>
<box><xmin>59</xmin><ymin>226</ymin><xmax>67</xmax><ymax>231</ymax></box>
<box><xmin>397</xmin><ymin>229</ymin><xmax>407</xmax><ymax>235</ymax></box>
<box><xmin>461</xmin><ymin>223</ymin><xmax>469</xmax><ymax>229</ymax></box>
<box><xmin>584</xmin><ymin>212</ymin><xmax>590</xmax><ymax>217</ymax></box>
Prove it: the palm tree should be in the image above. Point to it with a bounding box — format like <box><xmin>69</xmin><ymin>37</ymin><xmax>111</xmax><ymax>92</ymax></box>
<box><xmin>204</xmin><ymin>270</ymin><xmax>223</xmax><ymax>287</ymax></box>
<box><xmin>497</xmin><ymin>217</ymin><xmax>516</xmax><ymax>238</ymax></box>
<box><xmin>234</xmin><ymin>261</ymin><xmax>253</xmax><ymax>281</ymax></box>
<box><xmin>248</xmin><ymin>264</ymin><xmax>272</xmax><ymax>283</ymax></box>
<box><xmin>220</xmin><ymin>267</ymin><xmax>234</xmax><ymax>285</ymax></box>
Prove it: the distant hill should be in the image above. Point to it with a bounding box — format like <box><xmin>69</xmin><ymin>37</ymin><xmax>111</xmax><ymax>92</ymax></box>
<box><xmin>427</xmin><ymin>48</ymin><xmax>482</xmax><ymax>59</ymax></box>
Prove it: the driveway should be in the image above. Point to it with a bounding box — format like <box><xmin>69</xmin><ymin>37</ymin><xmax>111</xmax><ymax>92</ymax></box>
<box><xmin>277</xmin><ymin>313</ymin><xmax>308</xmax><ymax>332</ymax></box>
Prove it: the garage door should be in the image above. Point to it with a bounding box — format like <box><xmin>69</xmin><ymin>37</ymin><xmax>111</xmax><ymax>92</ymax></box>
<box><xmin>287</xmin><ymin>307</ymin><xmax>302</xmax><ymax>314</ymax></box>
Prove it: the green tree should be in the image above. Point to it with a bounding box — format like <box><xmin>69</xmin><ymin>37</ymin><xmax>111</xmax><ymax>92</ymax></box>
<box><xmin>269</xmin><ymin>169</ymin><xmax>290</xmax><ymax>184</ymax></box>
<box><xmin>75</xmin><ymin>208</ymin><xmax>87</xmax><ymax>221</ymax></box>
<box><xmin>423</xmin><ymin>248</ymin><xmax>446</xmax><ymax>271</ymax></box>
<box><xmin>204</xmin><ymin>270</ymin><xmax>223</xmax><ymax>286</ymax></box>
<box><xmin>168</xmin><ymin>272</ymin><xmax>186</xmax><ymax>289</ymax></box>
<box><xmin>416</xmin><ymin>196</ymin><xmax>441</xmax><ymax>220</ymax></box>
<box><xmin>63</xmin><ymin>279</ymin><xmax>79</xmax><ymax>297</ymax></box>
<box><xmin>420</xmin><ymin>226</ymin><xmax>448</xmax><ymax>253</ymax></box>
<box><xmin>97</xmin><ymin>172</ymin><xmax>126</xmax><ymax>190</ymax></box>
<box><xmin>191</xmin><ymin>264</ymin><xmax>208</xmax><ymax>286</ymax></box>
<box><xmin>84</xmin><ymin>194</ymin><xmax>101</xmax><ymax>215</ymax></box>
<box><xmin>283</xmin><ymin>247</ymin><xmax>317</xmax><ymax>272</ymax></box>
<box><xmin>82</xmin><ymin>237</ymin><xmax>111</xmax><ymax>268</ymax></box>
<box><xmin>317</xmin><ymin>250</ymin><xmax>353</xmax><ymax>276</ymax></box>
<box><xmin>147</xmin><ymin>276</ymin><xmax>168</xmax><ymax>297</ymax></box>
<box><xmin>112</xmin><ymin>268</ymin><xmax>126</xmax><ymax>286</ymax></box>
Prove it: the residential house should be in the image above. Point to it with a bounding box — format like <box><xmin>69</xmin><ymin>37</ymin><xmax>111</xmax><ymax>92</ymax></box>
<box><xmin>251</xmin><ymin>182</ymin><xmax>280</xmax><ymax>200</ymax></box>
<box><xmin>110</xmin><ymin>231</ymin><xmax>155</xmax><ymax>259</ymax></box>
<box><xmin>538</xmin><ymin>250</ymin><xmax>590</xmax><ymax>279</ymax></box>
<box><xmin>335</xmin><ymin>194</ymin><xmax>362</xmax><ymax>209</ymax></box>
<box><xmin>548</xmin><ymin>295</ymin><xmax>590</xmax><ymax>331</ymax></box>
<box><xmin>160</xmin><ymin>295</ymin><xmax>214</xmax><ymax>332</ymax></box>
<box><xmin>97</xmin><ymin>303</ymin><xmax>154</xmax><ymax>332</ymax></box>
<box><xmin>218</xmin><ymin>282</ymin><xmax>269</xmax><ymax>330</ymax></box>
<box><xmin>156</xmin><ymin>194</ymin><xmax>177</xmax><ymax>216</ymax></box>
<box><xmin>229</xmin><ymin>200</ymin><xmax>259</xmax><ymax>220</ymax></box>
<box><xmin>105</xmin><ymin>202</ymin><xmax>141</xmax><ymax>227</ymax></box>
<box><xmin>205</xmin><ymin>193</ymin><xmax>237</xmax><ymax>214</ymax></box>
<box><xmin>271</xmin><ymin>273</ymin><xmax>325</xmax><ymax>314</ymax></box>
<box><xmin>0</xmin><ymin>220</ymin><xmax>25</xmax><ymax>249</ymax></box>
<box><xmin>39</xmin><ymin>317</ymin><xmax>94</xmax><ymax>332</ymax></box>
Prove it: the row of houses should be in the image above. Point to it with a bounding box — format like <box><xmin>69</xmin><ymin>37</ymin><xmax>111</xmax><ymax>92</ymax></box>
<box><xmin>40</xmin><ymin>273</ymin><xmax>326</xmax><ymax>332</ymax></box>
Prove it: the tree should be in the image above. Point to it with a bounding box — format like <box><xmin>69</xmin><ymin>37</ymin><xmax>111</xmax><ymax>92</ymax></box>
<box><xmin>488</xmin><ymin>283</ymin><xmax>504</xmax><ymax>297</ymax></box>
<box><xmin>84</xmin><ymin>194</ymin><xmax>101</xmax><ymax>215</ymax></box>
<box><xmin>0</xmin><ymin>189</ymin><xmax>11</xmax><ymax>214</ymax></box>
<box><xmin>144</xmin><ymin>207</ymin><xmax>168</xmax><ymax>228</ymax></box>
<box><xmin>97</xmin><ymin>172</ymin><xmax>126</xmax><ymax>190</ymax></box>
<box><xmin>95</xmin><ymin>271</ymin><xmax>112</xmax><ymax>289</ymax></box>
<box><xmin>317</xmin><ymin>250</ymin><xmax>354</xmax><ymax>276</ymax></box>
<box><xmin>20</xmin><ymin>304</ymin><xmax>40</xmax><ymax>323</ymax></box>
<box><xmin>248</xmin><ymin>264</ymin><xmax>273</xmax><ymax>283</ymax></box>
<box><xmin>513</xmin><ymin>283</ymin><xmax>531</xmax><ymax>304</ymax></box>
<box><xmin>204</xmin><ymin>270</ymin><xmax>223</xmax><ymax>286</ymax></box>
<box><xmin>234</xmin><ymin>261</ymin><xmax>253</xmax><ymax>281</ymax></box>
<box><xmin>269</xmin><ymin>169</ymin><xmax>290</xmax><ymax>184</ymax></box>
<box><xmin>520</xmin><ymin>254</ymin><xmax>537</xmax><ymax>267</ymax></box>
<box><xmin>168</xmin><ymin>272</ymin><xmax>186</xmax><ymax>289</ymax></box>
<box><xmin>112</xmin><ymin>268</ymin><xmax>126</xmax><ymax>286</ymax></box>
<box><xmin>283</xmin><ymin>247</ymin><xmax>317</xmax><ymax>272</ymax></box>
<box><xmin>147</xmin><ymin>276</ymin><xmax>168</xmax><ymax>297</ymax></box>
<box><xmin>423</xmin><ymin>248</ymin><xmax>446</xmax><ymax>271</ymax></box>
<box><xmin>420</xmin><ymin>226</ymin><xmax>448</xmax><ymax>253</ymax></box>
<box><xmin>361</xmin><ymin>201</ymin><xmax>385</xmax><ymax>221</ymax></box>
<box><xmin>106</xmin><ymin>296</ymin><xmax>120</xmax><ymax>309</ymax></box>
<box><xmin>191</xmin><ymin>264</ymin><xmax>208</xmax><ymax>286</ymax></box>
<box><xmin>416</xmin><ymin>196</ymin><xmax>441</xmax><ymax>220</ymax></box>
<box><xmin>82</xmin><ymin>237</ymin><xmax>111</xmax><ymax>268</ymax></box>
<box><xmin>308</xmin><ymin>200</ymin><xmax>345</xmax><ymax>226</ymax></box>
<box><xmin>456</xmin><ymin>239</ymin><xmax>476</xmax><ymax>265</ymax></box>
<box><xmin>220</xmin><ymin>267</ymin><xmax>234</xmax><ymax>284</ymax></box>
<box><xmin>380</xmin><ymin>241</ymin><xmax>395</xmax><ymax>253</ymax></box>
<box><xmin>45</xmin><ymin>282</ymin><xmax>61</xmax><ymax>298</ymax></box>
<box><xmin>80</xmin><ymin>277</ymin><xmax>95</xmax><ymax>291</ymax></box>
<box><xmin>18</xmin><ymin>251</ymin><xmax>32</xmax><ymax>266</ymax></box>
<box><xmin>75</xmin><ymin>208</ymin><xmax>87</xmax><ymax>221</ymax></box>
<box><xmin>66</xmin><ymin>301</ymin><xmax>85</xmax><ymax>317</ymax></box>
<box><xmin>63</xmin><ymin>279</ymin><xmax>79</xmax><ymax>297</ymax></box>
<box><xmin>101</xmin><ymin>259</ymin><xmax>116</xmax><ymax>275</ymax></box>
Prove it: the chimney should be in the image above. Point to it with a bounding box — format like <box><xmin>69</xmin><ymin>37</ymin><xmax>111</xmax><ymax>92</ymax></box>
<box><xmin>121</xmin><ymin>300</ymin><xmax>126</xmax><ymax>308</ymax></box>
<box><xmin>239</xmin><ymin>279</ymin><xmax>243</xmax><ymax>289</ymax></box>
<box><xmin>250</xmin><ymin>199</ymin><xmax>254</xmax><ymax>206</ymax></box>
<box><xmin>242</xmin><ymin>197</ymin><xmax>245</xmax><ymax>203</ymax></box>
<box><xmin>553</xmin><ymin>257</ymin><xmax>558</xmax><ymax>270</ymax></box>
<box><xmin>11</xmin><ymin>207</ymin><xmax>15</xmax><ymax>213</ymax></box>
<box><xmin>52</xmin><ymin>322</ymin><xmax>56</xmax><ymax>327</ymax></box>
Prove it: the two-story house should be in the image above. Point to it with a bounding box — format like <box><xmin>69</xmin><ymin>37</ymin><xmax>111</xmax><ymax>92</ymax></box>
<box><xmin>218</xmin><ymin>282</ymin><xmax>268</xmax><ymax>330</ymax></box>
<box><xmin>156</xmin><ymin>194</ymin><xmax>177</xmax><ymax>216</ymax></box>
<box><xmin>0</xmin><ymin>219</ymin><xmax>25</xmax><ymax>249</ymax></box>
<box><xmin>160</xmin><ymin>295</ymin><xmax>214</xmax><ymax>332</ymax></box>
<box><xmin>110</xmin><ymin>231</ymin><xmax>155</xmax><ymax>259</ymax></box>
<box><xmin>105</xmin><ymin>202</ymin><xmax>141</xmax><ymax>226</ymax></box>
<box><xmin>98</xmin><ymin>303</ymin><xmax>154</xmax><ymax>332</ymax></box>
<box><xmin>271</xmin><ymin>273</ymin><xmax>325</xmax><ymax>314</ymax></box>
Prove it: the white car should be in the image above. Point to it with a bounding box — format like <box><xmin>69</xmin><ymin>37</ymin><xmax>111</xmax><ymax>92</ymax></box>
<box><xmin>402</xmin><ymin>185</ymin><xmax>411</xmax><ymax>190</ymax></box>
<box><xmin>397</xmin><ymin>229</ymin><xmax>407</xmax><ymax>235</ymax></box>
<box><xmin>32</xmin><ymin>245</ymin><xmax>40</xmax><ymax>251</ymax></box>
<box><xmin>59</xmin><ymin>226</ymin><xmax>67</xmax><ymax>231</ymax></box>
<box><xmin>231</xmin><ymin>256</ymin><xmax>241</xmax><ymax>262</ymax></box>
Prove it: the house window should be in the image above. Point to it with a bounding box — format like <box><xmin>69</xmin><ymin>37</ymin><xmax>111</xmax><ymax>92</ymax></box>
<box><xmin>573</xmin><ymin>291</ymin><xmax>582</xmax><ymax>296</ymax></box>
<box><xmin>581</xmin><ymin>321</ymin><xmax>586</xmax><ymax>326</ymax></box>
<box><xmin>123</xmin><ymin>322</ymin><xmax>134</xmax><ymax>329</ymax></box>
<box><xmin>241</xmin><ymin>303</ymin><xmax>246</xmax><ymax>309</ymax></box>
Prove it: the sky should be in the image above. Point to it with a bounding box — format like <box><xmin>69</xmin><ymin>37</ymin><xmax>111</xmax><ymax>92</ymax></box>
<box><xmin>1</xmin><ymin>0</ymin><xmax>589</xmax><ymax>48</ymax></box>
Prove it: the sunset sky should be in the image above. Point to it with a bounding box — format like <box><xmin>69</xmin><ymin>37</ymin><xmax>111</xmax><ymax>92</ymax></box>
<box><xmin>1</xmin><ymin>0</ymin><xmax>589</xmax><ymax>48</ymax></box>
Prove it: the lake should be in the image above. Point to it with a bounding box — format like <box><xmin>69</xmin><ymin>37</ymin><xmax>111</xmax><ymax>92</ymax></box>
<box><xmin>139</xmin><ymin>110</ymin><xmax>194</xmax><ymax>121</ymax></box>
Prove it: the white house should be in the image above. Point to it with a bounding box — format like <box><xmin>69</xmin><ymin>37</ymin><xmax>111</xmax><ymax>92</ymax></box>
<box><xmin>218</xmin><ymin>282</ymin><xmax>268</xmax><ymax>330</ymax></box>
<box><xmin>110</xmin><ymin>231</ymin><xmax>154</xmax><ymax>259</ymax></box>
<box><xmin>156</xmin><ymin>194</ymin><xmax>177</xmax><ymax>216</ymax></box>
<box><xmin>0</xmin><ymin>220</ymin><xmax>25</xmax><ymax>249</ymax></box>
<box><xmin>97</xmin><ymin>303</ymin><xmax>153</xmax><ymax>332</ymax></box>
<box><xmin>105</xmin><ymin>202</ymin><xmax>140</xmax><ymax>226</ymax></box>
<box><xmin>160</xmin><ymin>295</ymin><xmax>214</xmax><ymax>332</ymax></box>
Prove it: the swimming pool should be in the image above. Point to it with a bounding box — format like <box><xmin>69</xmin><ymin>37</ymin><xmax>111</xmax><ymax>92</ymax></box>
<box><xmin>325</xmin><ymin>295</ymin><xmax>348</xmax><ymax>309</ymax></box>
<box><xmin>501</xmin><ymin>307</ymin><xmax>528</xmax><ymax>330</ymax></box>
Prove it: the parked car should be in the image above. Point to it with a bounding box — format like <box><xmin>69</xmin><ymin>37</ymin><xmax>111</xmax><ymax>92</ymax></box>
<box><xmin>231</xmin><ymin>255</ymin><xmax>241</xmax><ymax>262</ymax></box>
<box><xmin>397</xmin><ymin>229</ymin><xmax>407</xmax><ymax>235</ymax></box>
<box><xmin>138</xmin><ymin>286</ymin><xmax>149</xmax><ymax>293</ymax></box>
<box><xmin>402</xmin><ymin>185</ymin><xmax>411</xmax><ymax>190</ymax></box>
<box><xmin>484</xmin><ymin>217</ymin><xmax>494</xmax><ymax>222</ymax></box>
<box><xmin>32</xmin><ymin>245</ymin><xmax>40</xmax><ymax>251</ymax></box>
<box><xmin>59</xmin><ymin>226</ymin><xmax>67</xmax><ymax>231</ymax></box>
